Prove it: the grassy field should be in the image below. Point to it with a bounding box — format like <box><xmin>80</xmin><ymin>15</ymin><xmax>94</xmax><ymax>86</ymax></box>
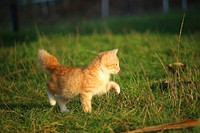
<box><xmin>0</xmin><ymin>9</ymin><xmax>200</xmax><ymax>132</ymax></box>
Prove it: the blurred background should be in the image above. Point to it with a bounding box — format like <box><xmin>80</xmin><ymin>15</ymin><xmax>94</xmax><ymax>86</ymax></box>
<box><xmin>1</xmin><ymin>0</ymin><xmax>200</xmax><ymax>33</ymax></box>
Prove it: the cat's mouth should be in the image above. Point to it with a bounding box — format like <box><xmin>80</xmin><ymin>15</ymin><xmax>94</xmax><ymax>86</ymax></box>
<box><xmin>113</xmin><ymin>70</ymin><xmax>120</xmax><ymax>74</ymax></box>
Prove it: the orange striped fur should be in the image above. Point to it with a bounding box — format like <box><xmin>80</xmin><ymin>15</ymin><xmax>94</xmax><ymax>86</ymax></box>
<box><xmin>38</xmin><ymin>49</ymin><xmax>120</xmax><ymax>112</ymax></box>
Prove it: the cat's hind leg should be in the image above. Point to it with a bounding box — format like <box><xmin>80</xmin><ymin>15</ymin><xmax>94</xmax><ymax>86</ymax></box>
<box><xmin>57</xmin><ymin>97</ymin><xmax>69</xmax><ymax>113</ymax></box>
<box><xmin>47</xmin><ymin>90</ymin><xmax>56</xmax><ymax>106</ymax></box>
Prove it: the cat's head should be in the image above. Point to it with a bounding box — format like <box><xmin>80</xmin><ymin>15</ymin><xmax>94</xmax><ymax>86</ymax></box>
<box><xmin>99</xmin><ymin>49</ymin><xmax>120</xmax><ymax>74</ymax></box>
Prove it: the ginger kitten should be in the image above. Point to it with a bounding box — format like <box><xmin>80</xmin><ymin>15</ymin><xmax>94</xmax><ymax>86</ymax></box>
<box><xmin>38</xmin><ymin>49</ymin><xmax>120</xmax><ymax>113</ymax></box>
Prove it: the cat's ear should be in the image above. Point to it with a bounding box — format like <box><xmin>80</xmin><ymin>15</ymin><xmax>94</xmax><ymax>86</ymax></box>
<box><xmin>108</xmin><ymin>49</ymin><xmax>118</xmax><ymax>59</ymax></box>
<box><xmin>101</xmin><ymin>49</ymin><xmax>118</xmax><ymax>61</ymax></box>
<box><xmin>110</xmin><ymin>49</ymin><xmax>118</xmax><ymax>56</ymax></box>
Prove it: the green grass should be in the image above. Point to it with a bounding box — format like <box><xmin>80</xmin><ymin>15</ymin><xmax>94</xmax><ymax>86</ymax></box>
<box><xmin>0</xmin><ymin>9</ymin><xmax>200</xmax><ymax>132</ymax></box>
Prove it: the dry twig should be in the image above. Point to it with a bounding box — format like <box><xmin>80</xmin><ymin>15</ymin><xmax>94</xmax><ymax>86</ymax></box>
<box><xmin>126</xmin><ymin>118</ymin><xmax>200</xmax><ymax>133</ymax></box>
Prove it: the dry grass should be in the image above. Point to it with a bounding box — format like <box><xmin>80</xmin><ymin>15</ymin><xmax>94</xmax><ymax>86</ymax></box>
<box><xmin>0</xmin><ymin>11</ymin><xmax>200</xmax><ymax>132</ymax></box>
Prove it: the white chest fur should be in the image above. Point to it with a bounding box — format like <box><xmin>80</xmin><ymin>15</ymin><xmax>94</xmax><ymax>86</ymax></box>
<box><xmin>98</xmin><ymin>69</ymin><xmax>110</xmax><ymax>83</ymax></box>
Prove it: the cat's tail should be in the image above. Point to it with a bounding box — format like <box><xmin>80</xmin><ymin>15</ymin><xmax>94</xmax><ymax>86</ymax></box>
<box><xmin>38</xmin><ymin>49</ymin><xmax>60</xmax><ymax>72</ymax></box>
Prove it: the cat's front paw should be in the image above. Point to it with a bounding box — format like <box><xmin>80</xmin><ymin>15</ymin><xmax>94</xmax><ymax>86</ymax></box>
<box><xmin>113</xmin><ymin>85</ymin><xmax>120</xmax><ymax>94</ymax></box>
<box><xmin>83</xmin><ymin>105</ymin><xmax>92</xmax><ymax>113</ymax></box>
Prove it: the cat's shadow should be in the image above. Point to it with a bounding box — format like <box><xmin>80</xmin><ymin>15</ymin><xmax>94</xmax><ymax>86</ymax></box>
<box><xmin>0</xmin><ymin>100</ymin><xmax>81</xmax><ymax>113</ymax></box>
<box><xmin>0</xmin><ymin>102</ymin><xmax>52</xmax><ymax>111</ymax></box>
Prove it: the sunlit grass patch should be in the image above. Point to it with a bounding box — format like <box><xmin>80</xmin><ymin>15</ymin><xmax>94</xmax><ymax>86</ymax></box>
<box><xmin>0</xmin><ymin>12</ymin><xmax>200</xmax><ymax>132</ymax></box>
